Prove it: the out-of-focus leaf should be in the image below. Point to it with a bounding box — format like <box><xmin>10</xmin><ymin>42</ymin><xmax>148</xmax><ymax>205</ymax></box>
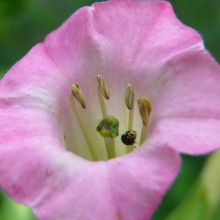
<box><xmin>201</xmin><ymin>150</ymin><xmax>220</xmax><ymax>219</ymax></box>
<box><xmin>0</xmin><ymin>192</ymin><xmax>37</xmax><ymax>220</ymax></box>
<box><xmin>165</xmin><ymin>150</ymin><xmax>220</xmax><ymax>220</ymax></box>
<box><xmin>153</xmin><ymin>155</ymin><xmax>207</xmax><ymax>220</ymax></box>
<box><xmin>0</xmin><ymin>68</ymin><xmax>8</xmax><ymax>79</ymax></box>
<box><xmin>165</xmin><ymin>183</ymin><xmax>209</xmax><ymax>220</ymax></box>
<box><xmin>211</xmin><ymin>202</ymin><xmax>220</xmax><ymax>220</ymax></box>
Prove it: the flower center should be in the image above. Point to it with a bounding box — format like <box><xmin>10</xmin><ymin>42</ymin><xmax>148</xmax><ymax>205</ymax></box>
<box><xmin>66</xmin><ymin>75</ymin><xmax>152</xmax><ymax>161</ymax></box>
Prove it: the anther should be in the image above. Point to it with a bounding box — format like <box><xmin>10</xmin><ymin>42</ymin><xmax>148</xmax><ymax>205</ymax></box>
<box><xmin>125</xmin><ymin>84</ymin><xmax>134</xmax><ymax>110</ymax></box>
<box><xmin>71</xmin><ymin>84</ymin><xmax>86</xmax><ymax>109</ymax></box>
<box><xmin>97</xmin><ymin>75</ymin><xmax>110</xmax><ymax>100</ymax></box>
<box><xmin>138</xmin><ymin>97</ymin><xmax>152</xmax><ymax>126</ymax></box>
<box><xmin>138</xmin><ymin>97</ymin><xmax>152</xmax><ymax>145</ymax></box>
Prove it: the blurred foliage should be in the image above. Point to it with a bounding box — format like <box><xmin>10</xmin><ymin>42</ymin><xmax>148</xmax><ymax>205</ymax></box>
<box><xmin>0</xmin><ymin>191</ymin><xmax>37</xmax><ymax>220</ymax></box>
<box><xmin>162</xmin><ymin>150</ymin><xmax>220</xmax><ymax>220</ymax></box>
<box><xmin>153</xmin><ymin>155</ymin><xmax>207</xmax><ymax>219</ymax></box>
<box><xmin>0</xmin><ymin>0</ymin><xmax>220</xmax><ymax>219</ymax></box>
<box><xmin>165</xmin><ymin>183</ymin><xmax>209</xmax><ymax>220</ymax></box>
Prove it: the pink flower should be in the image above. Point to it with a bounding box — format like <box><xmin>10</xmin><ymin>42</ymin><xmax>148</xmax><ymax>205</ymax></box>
<box><xmin>0</xmin><ymin>0</ymin><xmax>220</xmax><ymax>219</ymax></box>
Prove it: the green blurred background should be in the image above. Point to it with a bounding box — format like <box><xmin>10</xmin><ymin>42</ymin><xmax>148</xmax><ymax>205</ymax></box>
<box><xmin>0</xmin><ymin>0</ymin><xmax>220</xmax><ymax>219</ymax></box>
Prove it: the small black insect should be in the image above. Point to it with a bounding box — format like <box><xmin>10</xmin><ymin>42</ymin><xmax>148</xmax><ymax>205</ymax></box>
<box><xmin>121</xmin><ymin>130</ymin><xmax>137</xmax><ymax>146</ymax></box>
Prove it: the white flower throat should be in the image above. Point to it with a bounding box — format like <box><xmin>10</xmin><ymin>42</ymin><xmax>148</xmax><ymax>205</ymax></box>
<box><xmin>68</xmin><ymin>75</ymin><xmax>152</xmax><ymax>161</ymax></box>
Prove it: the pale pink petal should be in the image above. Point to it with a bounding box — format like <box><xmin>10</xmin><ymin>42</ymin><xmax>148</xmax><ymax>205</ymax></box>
<box><xmin>1</xmin><ymin>138</ymin><xmax>180</xmax><ymax>220</ymax></box>
<box><xmin>42</xmin><ymin>0</ymin><xmax>204</xmax><ymax>116</ymax></box>
<box><xmin>148</xmin><ymin>51</ymin><xmax>220</xmax><ymax>154</ymax></box>
<box><xmin>0</xmin><ymin>108</ymin><xmax>180</xmax><ymax>220</ymax></box>
<box><xmin>0</xmin><ymin>44</ymin><xmax>68</xmax><ymax>103</ymax></box>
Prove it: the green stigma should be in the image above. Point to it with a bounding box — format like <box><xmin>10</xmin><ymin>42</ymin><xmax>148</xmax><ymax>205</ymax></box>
<box><xmin>96</xmin><ymin>115</ymin><xmax>119</xmax><ymax>138</ymax></box>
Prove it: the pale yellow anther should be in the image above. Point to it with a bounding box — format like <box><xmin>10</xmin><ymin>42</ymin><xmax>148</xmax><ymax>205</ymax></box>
<box><xmin>125</xmin><ymin>84</ymin><xmax>134</xmax><ymax>110</ymax></box>
<box><xmin>97</xmin><ymin>75</ymin><xmax>110</xmax><ymax>100</ymax></box>
<box><xmin>71</xmin><ymin>83</ymin><xmax>86</xmax><ymax>109</ymax></box>
<box><xmin>138</xmin><ymin>97</ymin><xmax>152</xmax><ymax>126</ymax></box>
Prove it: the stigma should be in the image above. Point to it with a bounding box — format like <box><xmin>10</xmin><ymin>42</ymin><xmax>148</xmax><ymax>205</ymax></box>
<box><xmin>96</xmin><ymin>115</ymin><xmax>119</xmax><ymax>138</ymax></box>
<box><xmin>68</xmin><ymin>75</ymin><xmax>152</xmax><ymax>161</ymax></box>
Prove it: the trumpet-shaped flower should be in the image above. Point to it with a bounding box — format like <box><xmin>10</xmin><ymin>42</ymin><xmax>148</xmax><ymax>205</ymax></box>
<box><xmin>1</xmin><ymin>0</ymin><xmax>220</xmax><ymax>220</ymax></box>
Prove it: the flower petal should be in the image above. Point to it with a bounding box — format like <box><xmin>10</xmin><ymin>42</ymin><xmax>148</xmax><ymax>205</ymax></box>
<box><xmin>0</xmin><ymin>101</ymin><xmax>179</xmax><ymax>220</ymax></box>
<box><xmin>44</xmin><ymin>0</ymin><xmax>202</xmax><ymax>81</ymax></box>
<box><xmin>33</xmin><ymin>144</ymin><xmax>180</xmax><ymax>220</ymax></box>
<box><xmin>149</xmin><ymin>51</ymin><xmax>220</xmax><ymax>154</ymax></box>
<box><xmin>42</xmin><ymin>0</ymin><xmax>204</xmax><ymax>111</ymax></box>
<box><xmin>0</xmin><ymin>44</ymin><xmax>68</xmax><ymax>104</ymax></box>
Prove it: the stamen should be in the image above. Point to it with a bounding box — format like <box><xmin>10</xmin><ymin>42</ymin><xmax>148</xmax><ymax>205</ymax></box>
<box><xmin>125</xmin><ymin>84</ymin><xmax>135</xmax><ymax>152</ymax></box>
<box><xmin>70</xmin><ymin>93</ymin><xmax>98</xmax><ymax>161</ymax></box>
<box><xmin>97</xmin><ymin>75</ymin><xmax>109</xmax><ymax>117</ymax></box>
<box><xmin>97</xmin><ymin>75</ymin><xmax>110</xmax><ymax>100</ymax></box>
<box><xmin>125</xmin><ymin>84</ymin><xmax>134</xmax><ymax>111</ymax></box>
<box><xmin>138</xmin><ymin>97</ymin><xmax>152</xmax><ymax>125</ymax></box>
<box><xmin>96</xmin><ymin>75</ymin><xmax>116</xmax><ymax>159</ymax></box>
<box><xmin>138</xmin><ymin>97</ymin><xmax>152</xmax><ymax>145</ymax></box>
<box><xmin>71</xmin><ymin>84</ymin><xmax>86</xmax><ymax>109</ymax></box>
